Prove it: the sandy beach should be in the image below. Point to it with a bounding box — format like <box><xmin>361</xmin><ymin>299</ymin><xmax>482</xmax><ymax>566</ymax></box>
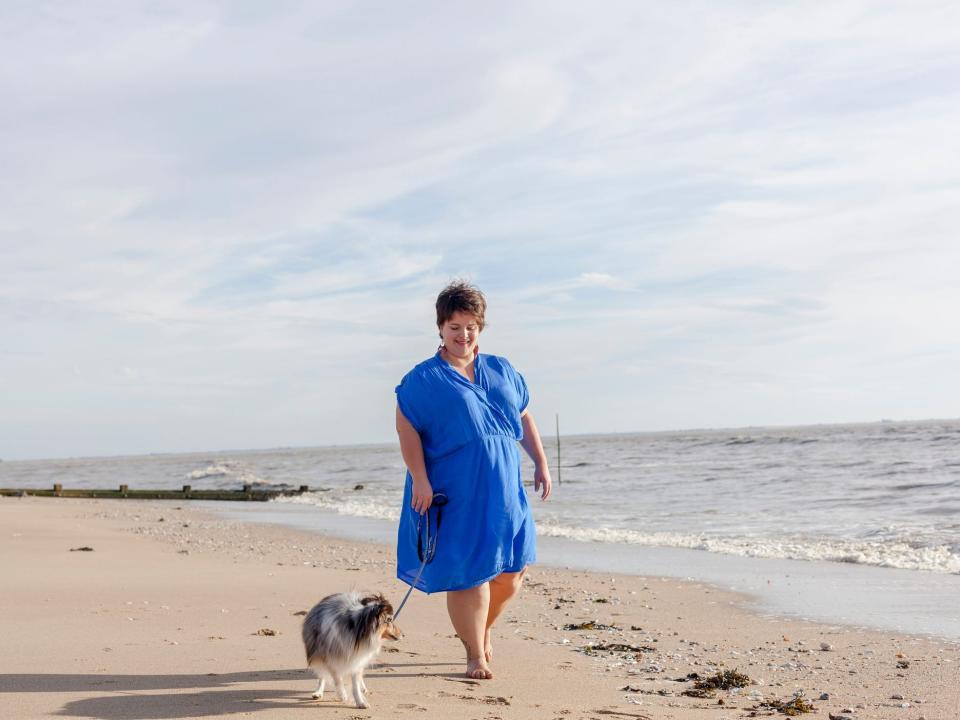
<box><xmin>2</xmin><ymin>496</ymin><xmax>957</xmax><ymax>720</ymax></box>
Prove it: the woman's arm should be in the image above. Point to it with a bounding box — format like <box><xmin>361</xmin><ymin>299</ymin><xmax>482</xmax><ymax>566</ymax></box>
<box><xmin>519</xmin><ymin>411</ymin><xmax>553</xmax><ymax>500</ymax></box>
<box><xmin>396</xmin><ymin>406</ymin><xmax>433</xmax><ymax>513</ymax></box>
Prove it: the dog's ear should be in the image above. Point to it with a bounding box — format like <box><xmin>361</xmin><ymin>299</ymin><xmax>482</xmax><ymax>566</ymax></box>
<box><xmin>360</xmin><ymin>593</ymin><xmax>392</xmax><ymax>616</ymax></box>
<box><xmin>354</xmin><ymin>599</ymin><xmax>389</xmax><ymax>647</ymax></box>
<box><xmin>377</xmin><ymin>595</ymin><xmax>393</xmax><ymax>622</ymax></box>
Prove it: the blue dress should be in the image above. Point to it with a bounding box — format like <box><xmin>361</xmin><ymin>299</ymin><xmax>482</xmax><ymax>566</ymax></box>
<box><xmin>395</xmin><ymin>351</ymin><xmax>537</xmax><ymax>592</ymax></box>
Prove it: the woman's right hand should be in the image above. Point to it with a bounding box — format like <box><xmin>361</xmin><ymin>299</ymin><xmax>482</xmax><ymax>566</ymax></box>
<box><xmin>411</xmin><ymin>478</ymin><xmax>433</xmax><ymax>514</ymax></box>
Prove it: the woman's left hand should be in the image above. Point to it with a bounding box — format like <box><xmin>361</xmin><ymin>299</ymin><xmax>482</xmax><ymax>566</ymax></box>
<box><xmin>519</xmin><ymin>411</ymin><xmax>553</xmax><ymax>500</ymax></box>
<box><xmin>534</xmin><ymin>464</ymin><xmax>552</xmax><ymax>500</ymax></box>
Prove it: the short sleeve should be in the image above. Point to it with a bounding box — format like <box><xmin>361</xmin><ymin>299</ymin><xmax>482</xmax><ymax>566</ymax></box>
<box><xmin>395</xmin><ymin>373</ymin><xmax>425</xmax><ymax>432</ymax></box>
<box><xmin>495</xmin><ymin>356</ymin><xmax>529</xmax><ymax>415</ymax></box>
<box><xmin>514</xmin><ymin>368</ymin><xmax>530</xmax><ymax>414</ymax></box>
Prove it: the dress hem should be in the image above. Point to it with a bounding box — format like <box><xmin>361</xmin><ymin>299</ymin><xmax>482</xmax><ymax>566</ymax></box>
<box><xmin>396</xmin><ymin>555</ymin><xmax>536</xmax><ymax>594</ymax></box>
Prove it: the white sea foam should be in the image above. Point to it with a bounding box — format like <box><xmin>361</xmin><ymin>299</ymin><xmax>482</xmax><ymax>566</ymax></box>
<box><xmin>187</xmin><ymin>464</ymin><xmax>231</xmax><ymax>480</ymax></box>
<box><xmin>274</xmin><ymin>493</ymin><xmax>959</xmax><ymax>574</ymax></box>
<box><xmin>535</xmin><ymin>523</ymin><xmax>960</xmax><ymax>574</ymax></box>
<box><xmin>274</xmin><ymin>491</ymin><xmax>401</xmax><ymax>522</ymax></box>
<box><xmin>186</xmin><ymin>461</ymin><xmax>274</xmax><ymax>486</ymax></box>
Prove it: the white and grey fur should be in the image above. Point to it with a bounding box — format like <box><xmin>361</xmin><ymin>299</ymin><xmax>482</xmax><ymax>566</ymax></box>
<box><xmin>301</xmin><ymin>591</ymin><xmax>401</xmax><ymax>708</ymax></box>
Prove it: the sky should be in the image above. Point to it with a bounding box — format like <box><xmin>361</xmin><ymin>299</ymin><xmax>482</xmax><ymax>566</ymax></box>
<box><xmin>2</xmin><ymin>1</ymin><xmax>959</xmax><ymax>460</ymax></box>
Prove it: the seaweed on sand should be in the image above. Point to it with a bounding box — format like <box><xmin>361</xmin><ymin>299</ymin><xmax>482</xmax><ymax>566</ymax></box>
<box><xmin>681</xmin><ymin>670</ymin><xmax>752</xmax><ymax>700</ymax></box>
<box><xmin>563</xmin><ymin>620</ymin><xmax>620</xmax><ymax>631</ymax></box>
<box><xmin>580</xmin><ymin>642</ymin><xmax>657</xmax><ymax>657</ymax></box>
<box><xmin>759</xmin><ymin>695</ymin><xmax>816</xmax><ymax>716</ymax></box>
<box><xmin>694</xmin><ymin>669</ymin><xmax>752</xmax><ymax>690</ymax></box>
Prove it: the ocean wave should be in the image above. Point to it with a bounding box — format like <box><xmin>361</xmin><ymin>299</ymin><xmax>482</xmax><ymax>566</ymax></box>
<box><xmin>273</xmin><ymin>493</ymin><xmax>959</xmax><ymax>574</ymax></box>
<box><xmin>185</xmin><ymin>461</ymin><xmax>274</xmax><ymax>486</ymax></box>
<box><xmin>273</xmin><ymin>491</ymin><xmax>401</xmax><ymax>522</ymax></box>
<box><xmin>681</xmin><ymin>436</ymin><xmax>823</xmax><ymax>448</ymax></box>
<box><xmin>891</xmin><ymin>480</ymin><xmax>956</xmax><ymax>491</ymax></box>
<box><xmin>535</xmin><ymin>523</ymin><xmax>960</xmax><ymax>574</ymax></box>
<box><xmin>918</xmin><ymin>505</ymin><xmax>960</xmax><ymax>516</ymax></box>
<box><xmin>187</xmin><ymin>464</ymin><xmax>231</xmax><ymax>480</ymax></box>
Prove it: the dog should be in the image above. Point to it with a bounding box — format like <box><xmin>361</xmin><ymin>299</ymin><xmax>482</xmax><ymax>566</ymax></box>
<box><xmin>301</xmin><ymin>591</ymin><xmax>402</xmax><ymax>708</ymax></box>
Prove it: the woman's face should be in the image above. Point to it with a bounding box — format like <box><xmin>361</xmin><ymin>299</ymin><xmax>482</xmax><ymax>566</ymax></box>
<box><xmin>440</xmin><ymin>311</ymin><xmax>481</xmax><ymax>360</ymax></box>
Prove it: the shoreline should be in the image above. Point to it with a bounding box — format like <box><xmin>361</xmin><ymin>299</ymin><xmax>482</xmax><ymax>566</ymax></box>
<box><xmin>2</xmin><ymin>496</ymin><xmax>958</xmax><ymax>720</ymax></box>
<box><xmin>211</xmin><ymin>500</ymin><xmax>960</xmax><ymax>642</ymax></box>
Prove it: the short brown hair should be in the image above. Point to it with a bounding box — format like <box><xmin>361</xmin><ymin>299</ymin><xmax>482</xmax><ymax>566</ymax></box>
<box><xmin>436</xmin><ymin>280</ymin><xmax>486</xmax><ymax>330</ymax></box>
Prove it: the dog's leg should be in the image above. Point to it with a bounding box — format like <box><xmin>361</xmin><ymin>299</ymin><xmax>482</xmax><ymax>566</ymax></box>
<box><xmin>351</xmin><ymin>672</ymin><xmax>369</xmax><ymax>709</ymax></box>
<box><xmin>333</xmin><ymin>673</ymin><xmax>348</xmax><ymax>703</ymax></box>
<box><xmin>311</xmin><ymin>673</ymin><xmax>325</xmax><ymax>700</ymax></box>
<box><xmin>310</xmin><ymin>659</ymin><xmax>327</xmax><ymax>700</ymax></box>
<box><xmin>359</xmin><ymin>669</ymin><xmax>368</xmax><ymax>693</ymax></box>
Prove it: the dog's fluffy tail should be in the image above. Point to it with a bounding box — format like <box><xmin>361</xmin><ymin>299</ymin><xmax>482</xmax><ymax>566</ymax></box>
<box><xmin>303</xmin><ymin>622</ymin><xmax>320</xmax><ymax>663</ymax></box>
<box><xmin>302</xmin><ymin>603</ymin><xmax>326</xmax><ymax>663</ymax></box>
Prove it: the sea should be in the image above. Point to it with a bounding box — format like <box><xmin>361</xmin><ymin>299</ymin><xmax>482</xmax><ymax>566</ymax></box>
<box><xmin>3</xmin><ymin>418</ymin><xmax>959</xmax><ymax>640</ymax></box>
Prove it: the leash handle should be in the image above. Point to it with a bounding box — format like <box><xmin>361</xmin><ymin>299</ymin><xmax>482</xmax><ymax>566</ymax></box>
<box><xmin>393</xmin><ymin>492</ymin><xmax>448</xmax><ymax>622</ymax></box>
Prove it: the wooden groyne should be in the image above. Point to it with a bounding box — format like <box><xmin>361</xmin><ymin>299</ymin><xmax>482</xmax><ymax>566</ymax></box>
<box><xmin>0</xmin><ymin>484</ymin><xmax>310</xmax><ymax>501</ymax></box>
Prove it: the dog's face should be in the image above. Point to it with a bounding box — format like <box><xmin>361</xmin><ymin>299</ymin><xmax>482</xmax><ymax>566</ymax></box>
<box><xmin>380</xmin><ymin>616</ymin><xmax>403</xmax><ymax>641</ymax></box>
<box><xmin>360</xmin><ymin>593</ymin><xmax>403</xmax><ymax>642</ymax></box>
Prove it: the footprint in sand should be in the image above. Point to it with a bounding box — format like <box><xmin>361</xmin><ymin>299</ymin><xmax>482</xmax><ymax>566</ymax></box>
<box><xmin>443</xmin><ymin>677</ymin><xmax>480</xmax><ymax>689</ymax></box>
<box><xmin>396</xmin><ymin>703</ymin><xmax>428</xmax><ymax>712</ymax></box>
<box><xmin>438</xmin><ymin>691</ymin><xmax>511</xmax><ymax>706</ymax></box>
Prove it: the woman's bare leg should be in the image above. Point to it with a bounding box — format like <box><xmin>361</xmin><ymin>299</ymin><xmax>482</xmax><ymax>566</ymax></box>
<box><xmin>484</xmin><ymin>569</ymin><xmax>526</xmax><ymax>661</ymax></box>
<box><xmin>446</xmin><ymin>583</ymin><xmax>493</xmax><ymax>679</ymax></box>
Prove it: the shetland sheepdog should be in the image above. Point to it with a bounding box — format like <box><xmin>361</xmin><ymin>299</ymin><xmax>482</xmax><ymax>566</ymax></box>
<box><xmin>301</xmin><ymin>591</ymin><xmax>402</xmax><ymax>708</ymax></box>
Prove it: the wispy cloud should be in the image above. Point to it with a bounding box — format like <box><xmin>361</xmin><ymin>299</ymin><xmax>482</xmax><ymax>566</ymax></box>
<box><xmin>2</xmin><ymin>1</ymin><xmax>959</xmax><ymax>458</ymax></box>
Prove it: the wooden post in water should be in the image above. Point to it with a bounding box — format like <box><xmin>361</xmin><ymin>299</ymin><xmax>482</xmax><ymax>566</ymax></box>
<box><xmin>119</xmin><ymin>484</ymin><xmax>128</xmax><ymax>497</ymax></box>
<box><xmin>182</xmin><ymin>484</ymin><xmax>192</xmax><ymax>499</ymax></box>
<box><xmin>555</xmin><ymin>413</ymin><xmax>561</xmax><ymax>485</ymax></box>
<box><xmin>53</xmin><ymin>483</ymin><xmax>62</xmax><ymax>497</ymax></box>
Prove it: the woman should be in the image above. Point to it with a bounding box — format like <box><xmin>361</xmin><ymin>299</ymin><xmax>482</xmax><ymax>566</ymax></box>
<box><xmin>395</xmin><ymin>281</ymin><xmax>552</xmax><ymax>680</ymax></box>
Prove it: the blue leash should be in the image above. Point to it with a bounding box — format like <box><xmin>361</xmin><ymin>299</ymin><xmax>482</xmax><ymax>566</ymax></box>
<box><xmin>393</xmin><ymin>492</ymin><xmax>447</xmax><ymax>621</ymax></box>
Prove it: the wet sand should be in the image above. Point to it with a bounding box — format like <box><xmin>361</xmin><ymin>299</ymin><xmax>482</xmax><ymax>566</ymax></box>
<box><xmin>2</xmin><ymin>496</ymin><xmax>957</xmax><ymax>719</ymax></box>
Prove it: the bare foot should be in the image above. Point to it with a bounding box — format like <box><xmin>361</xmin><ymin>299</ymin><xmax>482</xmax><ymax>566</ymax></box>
<box><xmin>484</xmin><ymin>629</ymin><xmax>493</xmax><ymax>662</ymax></box>
<box><xmin>466</xmin><ymin>657</ymin><xmax>494</xmax><ymax>680</ymax></box>
<box><xmin>459</xmin><ymin>635</ymin><xmax>493</xmax><ymax>679</ymax></box>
